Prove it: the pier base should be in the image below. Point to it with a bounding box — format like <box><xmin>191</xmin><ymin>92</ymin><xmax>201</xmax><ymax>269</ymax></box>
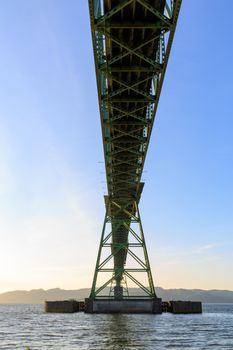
<box><xmin>44</xmin><ymin>299</ymin><xmax>202</xmax><ymax>314</ymax></box>
<box><xmin>45</xmin><ymin>300</ymin><xmax>84</xmax><ymax>313</ymax></box>
<box><xmin>162</xmin><ymin>300</ymin><xmax>202</xmax><ymax>314</ymax></box>
<box><xmin>84</xmin><ymin>298</ymin><xmax>162</xmax><ymax>314</ymax></box>
<box><xmin>171</xmin><ymin>301</ymin><xmax>202</xmax><ymax>314</ymax></box>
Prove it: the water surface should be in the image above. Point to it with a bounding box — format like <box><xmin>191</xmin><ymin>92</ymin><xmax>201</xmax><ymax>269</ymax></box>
<box><xmin>0</xmin><ymin>304</ymin><xmax>232</xmax><ymax>349</ymax></box>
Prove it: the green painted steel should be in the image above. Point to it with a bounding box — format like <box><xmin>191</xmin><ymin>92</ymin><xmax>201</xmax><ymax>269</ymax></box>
<box><xmin>90</xmin><ymin>198</ymin><xmax>156</xmax><ymax>299</ymax></box>
<box><xmin>89</xmin><ymin>0</ymin><xmax>182</xmax><ymax>300</ymax></box>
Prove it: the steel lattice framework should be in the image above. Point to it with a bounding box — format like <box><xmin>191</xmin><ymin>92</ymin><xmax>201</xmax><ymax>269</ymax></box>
<box><xmin>89</xmin><ymin>0</ymin><xmax>182</xmax><ymax>300</ymax></box>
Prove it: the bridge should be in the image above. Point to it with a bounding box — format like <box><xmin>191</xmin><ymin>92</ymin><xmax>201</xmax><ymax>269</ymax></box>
<box><xmin>86</xmin><ymin>0</ymin><xmax>182</xmax><ymax>313</ymax></box>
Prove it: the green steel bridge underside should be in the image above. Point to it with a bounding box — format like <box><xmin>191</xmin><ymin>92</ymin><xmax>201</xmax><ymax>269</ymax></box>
<box><xmin>88</xmin><ymin>0</ymin><xmax>182</xmax><ymax>300</ymax></box>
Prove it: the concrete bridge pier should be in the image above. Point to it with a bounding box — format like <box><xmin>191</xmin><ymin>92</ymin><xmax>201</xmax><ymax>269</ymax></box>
<box><xmin>84</xmin><ymin>298</ymin><xmax>162</xmax><ymax>314</ymax></box>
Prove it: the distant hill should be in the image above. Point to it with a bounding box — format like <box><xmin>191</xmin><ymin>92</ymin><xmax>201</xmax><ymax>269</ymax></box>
<box><xmin>155</xmin><ymin>287</ymin><xmax>233</xmax><ymax>303</ymax></box>
<box><xmin>0</xmin><ymin>287</ymin><xmax>233</xmax><ymax>304</ymax></box>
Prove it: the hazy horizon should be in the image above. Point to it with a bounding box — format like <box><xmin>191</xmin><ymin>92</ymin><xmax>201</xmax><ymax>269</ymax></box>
<box><xmin>1</xmin><ymin>286</ymin><xmax>233</xmax><ymax>306</ymax></box>
<box><xmin>0</xmin><ymin>1</ymin><xmax>232</xmax><ymax>293</ymax></box>
<box><xmin>1</xmin><ymin>286</ymin><xmax>233</xmax><ymax>294</ymax></box>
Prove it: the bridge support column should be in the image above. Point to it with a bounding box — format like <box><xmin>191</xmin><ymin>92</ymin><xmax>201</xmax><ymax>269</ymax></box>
<box><xmin>89</xmin><ymin>197</ymin><xmax>158</xmax><ymax>305</ymax></box>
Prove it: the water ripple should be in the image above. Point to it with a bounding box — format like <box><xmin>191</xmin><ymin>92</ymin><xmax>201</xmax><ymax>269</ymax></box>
<box><xmin>0</xmin><ymin>304</ymin><xmax>232</xmax><ymax>349</ymax></box>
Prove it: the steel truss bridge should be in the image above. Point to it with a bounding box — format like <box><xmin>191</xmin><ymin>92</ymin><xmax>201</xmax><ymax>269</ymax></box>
<box><xmin>88</xmin><ymin>0</ymin><xmax>182</xmax><ymax>300</ymax></box>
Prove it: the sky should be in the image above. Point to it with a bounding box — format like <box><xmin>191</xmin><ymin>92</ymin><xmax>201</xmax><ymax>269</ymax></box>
<box><xmin>0</xmin><ymin>1</ymin><xmax>232</xmax><ymax>293</ymax></box>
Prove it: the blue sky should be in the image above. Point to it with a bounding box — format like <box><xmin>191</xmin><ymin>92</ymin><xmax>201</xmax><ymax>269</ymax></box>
<box><xmin>0</xmin><ymin>1</ymin><xmax>232</xmax><ymax>293</ymax></box>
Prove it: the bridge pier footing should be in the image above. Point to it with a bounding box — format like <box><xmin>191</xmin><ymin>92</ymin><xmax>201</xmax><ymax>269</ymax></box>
<box><xmin>84</xmin><ymin>298</ymin><xmax>162</xmax><ymax>314</ymax></box>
